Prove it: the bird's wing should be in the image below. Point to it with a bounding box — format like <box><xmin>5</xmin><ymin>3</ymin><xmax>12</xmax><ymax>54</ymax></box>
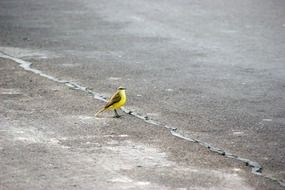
<box><xmin>104</xmin><ymin>91</ymin><xmax>121</xmax><ymax>108</ymax></box>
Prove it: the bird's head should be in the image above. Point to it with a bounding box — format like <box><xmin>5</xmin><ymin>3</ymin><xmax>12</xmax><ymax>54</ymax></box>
<box><xmin>117</xmin><ymin>86</ymin><xmax>126</xmax><ymax>91</ymax></box>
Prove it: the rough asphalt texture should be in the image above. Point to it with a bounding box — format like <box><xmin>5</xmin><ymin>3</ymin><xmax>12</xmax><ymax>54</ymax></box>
<box><xmin>0</xmin><ymin>0</ymin><xmax>285</xmax><ymax>189</ymax></box>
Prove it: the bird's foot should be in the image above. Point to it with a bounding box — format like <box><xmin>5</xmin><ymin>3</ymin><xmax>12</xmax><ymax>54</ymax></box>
<box><xmin>113</xmin><ymin>115</ymin><xmax>121</xmax><ymax>118</ymax></box>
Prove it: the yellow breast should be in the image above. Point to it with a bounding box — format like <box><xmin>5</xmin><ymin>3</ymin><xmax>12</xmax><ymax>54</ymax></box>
<box><xmin>111</xmin><ymin>90</ymin><xmax>126</xmax><ymax>109</ymax></box>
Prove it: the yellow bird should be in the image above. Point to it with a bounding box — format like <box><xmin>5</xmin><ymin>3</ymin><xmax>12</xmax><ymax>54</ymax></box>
<box><xmin>95</xmin><ymin>86</ymin><xmax>126</xmax><ymax>118</ymax></box>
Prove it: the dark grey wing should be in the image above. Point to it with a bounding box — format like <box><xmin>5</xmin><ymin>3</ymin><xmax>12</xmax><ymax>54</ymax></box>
<box><xmin>104</xmin><ymin>91</ymin><xmax>121</xmax><ymax>108</ymax></box>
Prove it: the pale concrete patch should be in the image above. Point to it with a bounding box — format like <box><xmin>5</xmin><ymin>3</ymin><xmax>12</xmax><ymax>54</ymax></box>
<box><xmin>0</xmin><ymin>88</ymin><xmax>23</xmax><ymax>95</ymax></box>
<box><xmin>233</xmin><ymin>131</ymin><xmax>245</xmax><ymax>136</ymax></box>
<box><xmin>0</xmin><ymin>46</ymin><xmax>58</xmax><ymax>59</ymax></box>
<box><xmin>98</xmin><ymin>140</ymin><xmax>254</xmax><ymax>190</ymax></box>
<box><xmin>66</xmin><ymin>115</ymin><xmax>109</xmax><ymax>126</ymax></box>
<box><xmin>165</xmin><ymin>88</ymin><xmax>174</xmax><ymax>92</ymax></box>
<box><xmin>61</xmin><ymin>63</ymin><xmax>81</xmax><ymax>67</ymax></box>
<box><xmin>101</xmin><ymin>140</ymin><xmax>174</xmax><ymax>170</ymax></box>
<box><xmin>108</xmin><ymin>77</ymin><xmax>121</xmax><ymax>81</ymax></box>
<box><xmin>262</xmin><ymin>119</ymin><xmax>272</xmax><ymax>122</ymax></box>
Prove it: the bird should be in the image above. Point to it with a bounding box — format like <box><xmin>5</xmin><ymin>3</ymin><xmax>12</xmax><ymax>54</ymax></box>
<box><xmin>95</xmin><ymin>86</ymin><xmax>126</xmax><ymax>118</ymax></box>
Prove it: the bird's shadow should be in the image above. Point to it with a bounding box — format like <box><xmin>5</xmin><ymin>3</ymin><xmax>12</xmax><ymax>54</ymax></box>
<box><xmin>95</xmin><ymin>114</ymin><xmax>123</xmax><ymax>119</ymax></box>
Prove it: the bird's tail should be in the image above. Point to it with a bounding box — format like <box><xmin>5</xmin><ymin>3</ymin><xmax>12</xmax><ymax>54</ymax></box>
<box><xmin>95</xmin><ymin>107</ymin><xmax>106</xmax><ymax>117</ymax></box>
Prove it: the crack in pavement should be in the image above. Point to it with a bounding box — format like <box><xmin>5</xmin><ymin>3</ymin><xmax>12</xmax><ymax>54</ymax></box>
<box><xmin>0</xmin><ymin>51</ymin><xmax>284</xmax><ymax>188</ymax></box>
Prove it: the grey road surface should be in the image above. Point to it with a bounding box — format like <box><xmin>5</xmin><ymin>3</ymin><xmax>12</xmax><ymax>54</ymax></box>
<box><xmin>0</xmin><ymin>0</ymin><xmax>285</xmax><ymax>189</ymax></box>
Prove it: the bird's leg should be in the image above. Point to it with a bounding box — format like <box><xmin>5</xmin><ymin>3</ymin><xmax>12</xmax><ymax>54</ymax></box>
<box><xmin>114</xmin><ymin>109</ymin><xmax>121</xmax><ymax>118</ymax></box>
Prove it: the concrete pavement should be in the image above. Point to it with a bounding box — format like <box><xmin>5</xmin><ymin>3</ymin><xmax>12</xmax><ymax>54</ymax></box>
<box><xmin>1</xmin><ymin>0</ymin><xmax>285</xmax><ymax>189</ymax></box>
